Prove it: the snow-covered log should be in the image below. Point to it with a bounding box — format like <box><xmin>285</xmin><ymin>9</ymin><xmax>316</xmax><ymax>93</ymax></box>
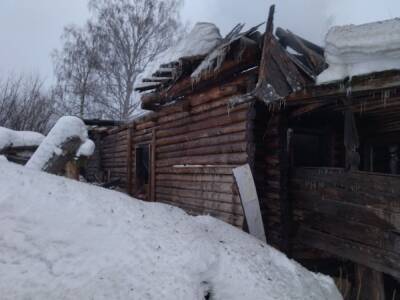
<box><xmin>0</xmin><ymin>160</ymin><xmax>342</xmax><ymax>299</ymax></box>
<box><xmin>0</xmin><ymin>127</ymin><xmax>44</xmax><ymax>152</ymax></box>
<box><xmin>26</xmin><ymin>116</ymin><xmax>94</xmax><ymax>174</ymax></box>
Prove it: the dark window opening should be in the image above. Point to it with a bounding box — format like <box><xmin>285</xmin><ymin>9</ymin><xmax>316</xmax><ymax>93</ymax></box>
<box><xmin>291</xmin><ymin>129</ymin><xmax>335</xmax><ymax>168</ymax></box>
<box><xmin>135</xmin><ymin>144</ymin><xmax>150</xmax><ymax>199</ymax></box>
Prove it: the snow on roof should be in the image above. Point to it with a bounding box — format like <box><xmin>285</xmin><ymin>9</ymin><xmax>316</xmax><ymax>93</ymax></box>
<box><xmin>135</xmin><ymin>22</ymin><xmax>222</xmax><ymax>86</ymax></box>
<box><xmin>318</xmin><ymin>18</ymin><xmax>400</xmax><ymax>83</ymax></box>
<box><xmin>0</xmin><ymin>161</ymin><xmax>341</xmax><ymax>299</ymax></box>
<box><xmin>0</xmin><ymin>127</ymin><xmax>44</xmax><ymax>151</ymax></box>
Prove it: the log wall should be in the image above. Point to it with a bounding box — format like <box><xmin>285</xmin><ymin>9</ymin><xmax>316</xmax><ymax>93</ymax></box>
<box><xmin>250</xmin><ymin>102</ymin><xmax>289</xmax><ymax>250</ymax></box>
<box><xmin>291</xmin><ymin>167</ymin><xmax>400</xmax><ymax>280</ymax></box>
<box><xmin>87</xmin><ymin>76</ymin><xmax>255</xmax><ymax>228</ymax></box>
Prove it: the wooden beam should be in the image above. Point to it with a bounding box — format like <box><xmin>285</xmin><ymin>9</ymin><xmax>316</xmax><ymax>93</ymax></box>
<box><xmin>126</xmin><ymin>124</ymin><xmax>134</xmax><ymax>195</ymax></box>
<box><xmin>140</xmin><ymin>42</ymin><xmax>259</xmax><ymax>110</ymax></box>
<box><xmin>150</xmin><ymin>128</ymin><xmax>156</xmax><ymax>202</ymax></box>
<box><xmin>257</xmin><ymin>4</ymin><xmax>275</xmax><ymax>85</ymax></box>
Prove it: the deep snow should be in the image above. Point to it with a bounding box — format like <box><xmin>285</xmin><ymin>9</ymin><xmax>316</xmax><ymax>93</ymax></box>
<box><xmin>0</xmin><ymin>161</ymin><xmax>342</xmax><ymax>299</ymax></box>
<box><xmin>318</xmin><ymin>18</ymin><xmax>400</xmax><ymax>83</ymax></box>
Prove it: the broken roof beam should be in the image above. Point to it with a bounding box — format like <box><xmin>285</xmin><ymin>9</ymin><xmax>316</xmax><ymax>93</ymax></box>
<box><xmin>153</xmin><ymin>67</ymin><xmax>175</xmax><ymax>77</ymax></box>
<box><xmin>140</xmin><ymin>42</ymin><xmax>260</xmax><ymax>110</ymax></box>
<box><xmin>84</xmin><ymin>119</ymin><xmax>124</xmax><ymax>126</ymax></box>
<box><xmin>276</xmin><ymin>27</ymin><xmax>324</xmax><ymax>56</ymax></box>
<box><xmin>134</xmin><ymin>82</ymin><xmax>162</xmax><ymax>92</ymax></box>
<box><xmin>275</xmin><ymin>27</ymin><xmax>326</xmax><ymax>75</ymax></box>
<box><xmin>142</xmin><ymin>77</ymin><xmax>173</xmax><ymax>83</ymax></box>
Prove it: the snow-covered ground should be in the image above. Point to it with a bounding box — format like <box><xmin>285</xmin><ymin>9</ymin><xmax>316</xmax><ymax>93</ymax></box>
<box><xmin>318</xmin><ymin>18</ymin><xmax>400</xmax><ymax>83</ymax></box>
<box><xmin>0</xmin><ymin>161</ymin><xmax>342</xmax><ymax>299</ymax></box>
<box><xmin>0</xmin><ymin>127</ymin><xmax>44</xmax><ymax>151</ymax></box>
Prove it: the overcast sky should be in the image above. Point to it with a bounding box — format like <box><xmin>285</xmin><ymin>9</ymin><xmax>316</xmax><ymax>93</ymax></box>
<box><xmin>0</xmin><ymin>0</ymin><xmax>399</xmax><ymax>84</ymax></box>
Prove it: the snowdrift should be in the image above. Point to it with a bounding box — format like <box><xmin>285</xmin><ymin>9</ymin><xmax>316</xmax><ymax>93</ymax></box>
<box><xmin>318</xmin><ymin>18</ymin><xmax>400</xmax><ymax>83</ymax></box>
<box><xmin>0</xmin><ymin>126</ymin><xmax>44</xmax><ymax>151</ymax></box>
<box><xmin>0</xmin><ymin>161</ymin><xmax>342</xmax><ymax>299</ymax></box>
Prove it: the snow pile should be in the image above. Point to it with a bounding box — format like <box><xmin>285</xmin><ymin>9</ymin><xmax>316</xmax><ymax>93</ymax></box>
<box><xmin>0</xmin><ymin>161</ymin><xmax>342</xmax><ymax>300</ymax></box>
<box><xmin>26</xmin><ymin>116</ymin><xmax>94</xmax><ymax>170</ymax></box>
<box><xmin>0</xmin><ymin>127</ymin><xmax>44</xmax><ymax>151</ymax></box>
<box><xmin>76</xmin><ymin>139</ymin><xmax>95</xmax><ymax>157</ymax></box>
<box><xmin>318</xmin><ymin>18</ymin><xmax>400</xmax><ymax>83</ymax></box>
<box><xmin>135</xmin><ymin>22</ymin><xmax>222</xmax><ymax>85</ymax></box>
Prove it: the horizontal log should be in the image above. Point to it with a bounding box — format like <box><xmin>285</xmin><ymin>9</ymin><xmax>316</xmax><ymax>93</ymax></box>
<box><xmin>156</xmin><ymin>152</ymin><xmax>248</xmax><ymax>168</ymax></box>
<box><xmin>292</xmin><ymin>168</ymin><xmax>400</xmax><ymax>210</ymax></box>
<box><xmin>156</xmin><ymin>173</ymin><xmax>234</xmax><ymax>183</ymax></box>
<box><xmin>156</xmin><ymin>121</ymin><xmax>247</xmax><ymax>147</ymax></box>
<box><xmin>157</xmin><ymin>100</ymin><xmax>249</xmax><ymax>132</ymax></box>
<box><xmin>156</xmin><ymin>166</ymin><xmax>234</xmax><ymax>175</ymax></box>
<box><xmin>156</xmin><ymin>109</ymin><xmax>249</xmax><ymax>139</ymax></box>
<box><xmin>300</xmin><ymin>212</ymin><xmax>400</xmax><ymax>252</ymax></box>
<box><xmin>156</xmin><ymin>186</ymin><xmax>238</xmax><ymax>203</ymax></box>
<box><xmin>157</xmin><ymin>142</ymin><xmax>247</xmax><ymax>160</ymax></box>
<box><xmin>293</xmin><ymin>191</ymin><xmax>400</xmax><ymax>231</ymax></box>
<box><xmin>157</xmin><ymin>132</ymin><xmax>246</xmax><ymax>154</ymax></box>
<box><xmin>156</xmin><ymin>180</ymin><xmax>234</xmax><ymax>193</ymax></box>
<box><xmin>296</xmin><ymin>227</ymin><xmax>400</xmax><ymax>280</ymax></box>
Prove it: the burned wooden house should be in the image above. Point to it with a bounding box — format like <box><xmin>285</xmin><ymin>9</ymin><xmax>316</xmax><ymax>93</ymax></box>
<box><xmin>86</xmin><ymin>7</ymin><xmax>400</xmax><ymax>297</ymax></box>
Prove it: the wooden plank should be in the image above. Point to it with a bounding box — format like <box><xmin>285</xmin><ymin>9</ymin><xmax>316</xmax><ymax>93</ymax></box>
<box><xmin>156</xmin><ymin>186</ymin><xmax>238</xmax><ymax>203</ymax></box>
<box><xmin>293</xmin><ymin>192</ymin><xmax>400</xmax><ymax>231</ymax></box>
<box><xmin>298</xmin><ymin>212</ymin><xmax>400</xmax><ymax>251</ymax></box>
<box><xmin>156</xmin><ymin>166</ymin><xmax>234</xmax><ymax>175</ymax></box>
<box><xmin>156</xmin><ymin>110</ymin><xmax>249</xmax><ymax>139</ymax></box>
<box><xmin>156</xmin><ymin>153</ymin><xmax>248</xmax><ymax>168</ymax></box>
<box><xmin>296</xmin><ymin>227</ymin><xmax>400</xmax><ymax>280</ymax></box>
<box><xmin>157</xmin><ymin>142</ymin><xmax>247</xmax><ymax>160</ymax></box>
<box><xmin>156</xmin><ymin>180</ymin><xmax>234</xmax><ymax>194</ymax></box>
<box><xmin>156</xmin><ymin>173</ymin><xmax>234</xmax><ymax>183</ymax></box>
<box><xmin>157</xmin><ymin>132</ymin><xmax>247</xmax><ymax>154</ymax></box>
<box><xmin>156</xmin><ymin>122</ymin><xmax>247</xmax><ymax>147</ymax></box>
<box><xmin>150</xmin><ymin>128</ymin><xmax>156</xmax><ymax>202</ymax></box>
<box><xmin>233</xmin><ymin>164</ymin><xmax>266</xmax><ymax>242</ymax></box>
<box><xmin>126</xmin><ymin>125</ymin><xmax>133</xmax><ymax>195</ymax></box>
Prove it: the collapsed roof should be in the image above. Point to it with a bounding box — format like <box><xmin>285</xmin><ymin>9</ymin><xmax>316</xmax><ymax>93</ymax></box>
<box><xmin>134</xmin><ymin>6</ymin><xmax>326</xmax><ymax>111</ymax></box>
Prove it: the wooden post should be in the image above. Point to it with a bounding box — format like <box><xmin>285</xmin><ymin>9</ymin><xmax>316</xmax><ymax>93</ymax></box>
<box><xmin>355</xmin><ymin>265</ymin><xmax>385</xmax><ymax>300</ymax></box>
<box><xmin>126</xmin><ymin>124</ymin><xmax>134</xmax><ymax>195</ymax></box>
<box><xmin>65</xmin><ymin>160</ymin><xmax>80</xmax><ymax>180</ymax></box>
<box><xmin>343</xmin><ymin>99</ymin><xmax>386</xmax><ymax>299</ymax></box>
<box><xmin>150</xmin><ymin>128</ymin><xmax>156</xmax><ymax>202</ymax></box>
<box><xmin>279</xmin><ymin>114</ymin><xmax>292</xmax><ymax>256</ymax></box>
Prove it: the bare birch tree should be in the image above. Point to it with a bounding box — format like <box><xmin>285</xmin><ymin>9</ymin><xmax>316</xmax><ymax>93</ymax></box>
<box><xmin>88</xmin><ymin>0</ymin><xmax>183</xmax><ymax>120</ymax></box>
<box><xmin>52</xmin><ymin>24</ymin><xmax>104</xmax><ymax>119</ymax></box>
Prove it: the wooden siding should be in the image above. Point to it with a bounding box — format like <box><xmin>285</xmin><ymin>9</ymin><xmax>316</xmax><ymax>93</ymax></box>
<box><xmin>250</xmin><ymin>102</ymin><xmax>289</xmax><ymax>250</ymax></box>
<box><xmin>291</xmin><ymin>167</ymin><xmax>400</xmax><ymax>279</ymax></box>
<box><xmin>87</xmin><ymin>77</ymin><xmax>254</xmax><ymax>228</ymax></box>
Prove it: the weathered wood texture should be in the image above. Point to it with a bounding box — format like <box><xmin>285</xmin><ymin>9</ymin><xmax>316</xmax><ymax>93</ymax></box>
<box><xmin>248</xmin><ymin>101</ymin><xmax>287</xmax><ymax>249</ymax></box>
<box><xmin>291</xmin><ymin>167</ymin><xmax>400</xmax><ymax>279</ymax></box>
<box><xmin>87</xmin><ymin>77</ymin><xmax>252</xmax><ymax>228</ymax></box>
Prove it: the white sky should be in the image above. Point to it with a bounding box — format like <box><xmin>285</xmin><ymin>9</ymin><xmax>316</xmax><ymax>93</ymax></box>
<box><xmin>0</xmin><ymin>0</ymin><xmax>398</xmax><ymax>83</ymax></box>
